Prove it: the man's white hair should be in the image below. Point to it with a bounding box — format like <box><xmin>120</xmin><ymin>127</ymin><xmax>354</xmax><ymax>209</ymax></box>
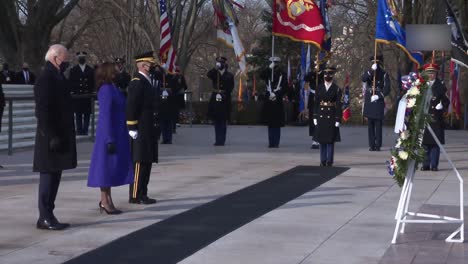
<box><xmin>44</xmin><ymin>44</ymin><xmax>67</xmax><ymax>62</ymax></box>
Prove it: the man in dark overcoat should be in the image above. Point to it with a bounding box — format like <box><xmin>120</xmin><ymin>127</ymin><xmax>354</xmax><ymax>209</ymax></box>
<box><xmin>313</xmin><ymin>66</ymin><xmax>342</xmax><ymax>166</ymax></box>
<box><xmin>207</xmin><ymin>56</ymin><xmax>234</xmax><ymax>146</ymax></box>
<box><xmin>126</xmin><ymin>51</ymin><xmax>159</xmax><ymax>204</ymax></box>
<box><xmin>69</xmin><ymin>51</ymin><xmax>95</xmax><ymax>135</ymax></box>
<box><xmin>155</xmin><ymin>65</ymin><xmax>174</xmax><ymax>144</ymax></box>
<box><xmin>421</xmin><ymin>63</ymin><xmax>450</xmax><ymax>171</ymax></box>
<box><xmin>170</xmin><ymin>66</ymin><xmax>188</xmax><ymax>133</ymax></box>
<box><xmin>114</xmin><ymin>57</ymin><xmax>131</xmax><ymax>96</ymax></box>
<box><xmin>362</xmin><ymin>55</ymin><xmax>390</xmax><ymax>151</ymax></box>
<box><xmin>15</xmin><ymin>62</ymin><xmax>36</xmax><ymax>85</ymax></box>
<box><xmin>261</xmin><ymin>57</ymin><xmax>287</xmax><ymax>148</ymax></box>
<box><xmin>33</xmin><ymin>44</ymin><xmax>77</xmax><ymax>230</ymax></box>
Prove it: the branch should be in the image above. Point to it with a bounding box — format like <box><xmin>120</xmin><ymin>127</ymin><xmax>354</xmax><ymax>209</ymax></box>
<box><xmin>52</xmin><ymin>0</ymin><xmax>80</xmax><ymax>25</ymax></box>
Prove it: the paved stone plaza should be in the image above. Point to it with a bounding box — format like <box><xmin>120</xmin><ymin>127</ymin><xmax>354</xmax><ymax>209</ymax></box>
<box><xmin>0</xmin><ymin>125</ymin><xmax>467</xmax><ymax>264</ymax></box>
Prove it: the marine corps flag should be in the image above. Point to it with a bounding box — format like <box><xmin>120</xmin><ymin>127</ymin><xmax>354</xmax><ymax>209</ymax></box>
<box><xmin>272</xmin><ymin>0</ymin><xmax>325</xmax><ymax>49</ymax></box>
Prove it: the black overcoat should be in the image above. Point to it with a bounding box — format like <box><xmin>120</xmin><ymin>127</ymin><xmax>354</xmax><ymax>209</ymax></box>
<box><xmin>261</xmin><ymin>67</ymin><xmax>287</xmax><ymax>127</ymax></box>
<box><xmin>313</xmin><ymin>82</ymin><xmax>342</xmax><ymax>144</ymax></box>
<box><xmin>33</xmin><ymin>62</ymin><xmax>77</xmax><ymax>172</ymax></box>
<box><xmin>305</xmin><ymin>71</ymin><xmax>323</xmax><ymax>136</ymax></box>
<box><xmin>69</xmin><ymin>64</ymin><xmax>95</xmax><ymax>113</ymax></box>
<box><xmin>422</xmin><ymin>78</ymin><xmax>450</xmax><ymax>145</ymax></box>
<box><xmin>362</xmin><ymin>68</ymin><xmax>390</xmax><ymax>120</ymax></box>
<box><xmin>158</xmin><ymin>73</ymin><xmax>176</xmax><ymax>121</ymax></box>
<box><xmin>170</xmin><ymin>74</ymin><xmax>188</xmax><ymax>110</ymax></box>
<box><xmin>126</xmin><ymin>72</ymin><xmax>159</xmax><ymax>163</ymax></box>
<box><xmin>207</xmin><ymin>68</ymin><xmax>234</xmax><ymax>121</ymax></box>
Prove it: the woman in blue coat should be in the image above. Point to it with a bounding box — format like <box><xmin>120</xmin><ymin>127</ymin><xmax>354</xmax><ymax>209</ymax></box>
<box><xmin>88</xmin><ymin>62</ymin><xmax>133</xmax><ymax>214</ymax></box>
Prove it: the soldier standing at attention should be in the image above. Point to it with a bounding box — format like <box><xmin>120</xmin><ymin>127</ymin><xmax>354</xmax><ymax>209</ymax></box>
<box><xmin>114</xmin><ymin>57</ymin><xmax>131</xmax><ymax>97</ymax></box>
<box><xmin>69</xmin><ymin>51</ymin><xmax>95</xmax><ymax>135</ymax></box>
<box><xmin>421</xmin><ymin>63</ymin><xmax>450</xmax><ymax>171</ymax></box>
<box><xmin>362</xmin><ymin>55</ymin><xmax>390</xmax><ymax>151</ymax></box>
<box><xmin>126</xmin><ymin>51</ymin><xmax>159</xmax><ymax>204</ymax></box>
<box><xmin>207</xmin><ymin>57</ymin><xmax>234</xmax><ymax>146</ymax></box>
<box><xmin>313</xmin><ymin>66</ymin><xmax>341</xmax><ymax>166</ymax></box>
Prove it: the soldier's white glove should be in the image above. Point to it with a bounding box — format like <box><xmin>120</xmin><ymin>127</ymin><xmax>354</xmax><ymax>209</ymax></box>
<box><xmin>6</xmin><ymin>77</ymin><xmax>11</xmax><ymax>82</ymax></box>
<box><xmin>371</xmin><ymin>95</ymin><xmax>379</xmax><ymax>102</ymax></box>
<box><xmin>269</xmin><ymin>92</ymin><xmax>276</xmax><ymax>100</ymax></box>
<box><xmin>162</xmin><ymin>90</ymin><xmax>169</xmax><ymax>98</ymax></box>
<box><xmin>313</xmin><ymin>119</ymin><xmax>318</xmax><ymax>126</ymax></box>
<box><xmin>371</xmin><ymin>63</ymin><xmax>378</xmax><ymax>71</ymax></box>
<box><xmin>216</xmin><ymin>93</ymin><xmax>222</xmax><ymax>101</ymax></box>
<box><xmin>335</xmin><ymin>122</ymin><xmax>340</xmax><ymax>127</ymax></box>
<box><xmin>435</xmin><ymin>102</ymin><xmax>443</xmax><ymax>110</ymax></box>
<box><xmin>129</xmin><ymin>130</ymin><xmax>138</xmax><ymax>139</ymax></box>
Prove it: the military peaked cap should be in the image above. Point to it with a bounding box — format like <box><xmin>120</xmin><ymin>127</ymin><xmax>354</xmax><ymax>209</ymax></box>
<box><xmin>134</xmin><ymin>51</ymin><xmax>157</xmax><ymax>64</ymax></box>
<box><xmin>76</xmin><ymin>51</ymin><xmax>88</xmax><ymax>57</ymax></box>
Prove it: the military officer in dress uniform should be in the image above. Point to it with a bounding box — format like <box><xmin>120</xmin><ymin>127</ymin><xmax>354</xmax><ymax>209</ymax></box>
<box><xmin>362</xmin><ymin>55</ymin><xmax>390</xmax><ymax>151</ymax></box>
<box><xmin>313</xmin><ymin>66</ymin><xmax>341</xmax><ymax>166</ymax></box>
<box><xmin>126</xmin><ymin>51</ymin><xmax>159</xmax><ymax>204</ymax></box>
<box><xmin>304</xmin><ymin>67</ymin><xmax>323</xmax><ymax>149</ymax></box>
<box><xmin>69</xmin><ymin>51</ymin><xmax>95</xmax><ymax>135</ymax></box>
<box><xmin>114</xmin><ymin>57</ymin><xmax>131</xmax><ymax>97</ymax></box>
<box><xmin>261</xmin><ymin>56</ymin><xmax>287</xmax><ymax>148</ymax></box>
<box><xmin>421</xmin><ymin>63</ymin><xmax>450</xmax><ymax>171</ymax></box>
<box><xmin>155</xmin><ymin>65</ymin><xmax>175</xmax><ymax>144</ymax></box>
<box><xmin>170</xmin><ymin>66</ymin><xmax>188</xmax><ymax>133</ymax></box>
<box><xmin>207</xmin><ymin>56</ymin><xmax>234</xmax><ymax>146</ymax></box>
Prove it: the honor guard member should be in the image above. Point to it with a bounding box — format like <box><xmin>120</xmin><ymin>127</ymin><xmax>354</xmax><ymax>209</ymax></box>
<box><xmin>156</xmin><ymin>66</ymin><xmax>175</xmax><ymax>144</ymax></box>
<box><xmin>421</xmin><ymin>63</ymin><xmax>449</xmax><ymax>171</ymax></box>
<box><xmin>261</xmin><ymin>56</ymin><xmax>287</xmax><ymax>148</ymax></box>
<box><xmin>1</xmin><ymin>63</ymin><xmax>14</xmax><ymax>84</ymax></box>
<box><xmin>304</xmin><ymin>66</ymin><xmax>323</xmax><ymax>149</ymax></box>
<box><xmin>69</xmin><ymin>51</ymin><xmax>95</xmax><ymax>135</ymax></box>
<box><xmin>114</xmin><ymin>57</ymin><xmax>131</xmax><ymax>96</ymax></box>
<box><xmin>207</xmin><ymin>56</ymin><xmax>234</xmax><ymax>146</ymax></box>
<box><xmin>126</xmin><ymin>51</ymin><xmax>159</xmax><ymax>204</ymax></box>
<box><xmin>362</xmin><ymin>55</ymin><xmax>390</xmax><ymax>151</ymax></box>
<box><xmin>313</xmin><ymin>66</ymin><xmax>341</xmax><ymax>166</ymax></box>
<box><xmin>170</xmin><ymin>66</ymin><xmax>188</xmax><ymax>133</ymax></box>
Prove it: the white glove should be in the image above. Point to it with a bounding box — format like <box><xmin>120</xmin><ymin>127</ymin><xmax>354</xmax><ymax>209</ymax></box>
<box><xmin>435</xmin><ymin>102</ymin><xmax>443</xmax><ymax>110</ymax></box>
<box><xmin>216</xmin><ymin>93</ymin><xmax>222</xmax><ymax>101</ymax></box>
<box><xmin>162</xmin><ymin>90</ymin><xmax>169</xmax><ymax>97</ymax></box>
<box><xmin>371</xmin><ymin>95</ymin><xmax>379</xmax><ymax>102</ymax></box>
<box><xmin>371</xmin><ymin>63</ymin><xmax>378</xmax><ymax>71</ymax></box>
<box><xmin>129</xmin><ymin>130</ymin><xmax>138</xmax><ymax>139</ymax></box>
<box><xmin>6</xmin><ymin>77</ymin><xmax>11</xmax><ymax>82</ymax></box>
<box><xmin>269</xmin><ymin>92</ymin><xmax>276</xmax><ymax>100</ymax></box>
<box><xmin>335</xmin><ymin>122</ymin><xmax>340</xmax><ymax>127</ymax></box>
<box><xmin>313</xmin><ymin>119</ymin><xmax>317</xmax><ymax>126</ymax></box>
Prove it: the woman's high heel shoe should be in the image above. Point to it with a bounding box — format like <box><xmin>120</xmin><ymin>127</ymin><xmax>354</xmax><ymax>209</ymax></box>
<box><xmin>99</xmin><ymin>201</ymin><xmax>122</xmax><ymax>215</ymax></box>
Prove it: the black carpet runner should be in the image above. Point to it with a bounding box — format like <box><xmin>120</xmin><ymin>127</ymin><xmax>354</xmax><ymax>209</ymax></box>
<box><xmin>65</xmin><ymin>166</ymin><xmax>348</xmax><ymax>264</ymax></box>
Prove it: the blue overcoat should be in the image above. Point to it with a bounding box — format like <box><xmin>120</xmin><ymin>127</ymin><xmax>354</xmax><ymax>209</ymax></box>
<box><xmin>88</xmin><ymin>83</ymin><xmax>133</xmax><ymax>187</ymax></box>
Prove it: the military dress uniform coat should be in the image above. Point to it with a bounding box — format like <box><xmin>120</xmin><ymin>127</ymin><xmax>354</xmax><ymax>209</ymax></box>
<box><xmin>115</xmin><ymin>70</ymin><xmax>131</xmax><ymax>96</ymax></box>
<box><xmin>362</xmin><ymin>68</ymin><xmax>390</xmax><ymax>120</ymax></box>
<box><xmin>422</xmin><ymin>78</ymin><xmax>449</xmax><ymax>145</ymax></box>
<box><xmin>261</xmin><ymin>67</ymin><xmax>287</xmax><ymax>127</ymax></box>
<box><xmin>33</xmin><ymin>62</ymin><xmax>77</xmax><ymax>172</ymax></box>
<box><xmin>126</xmin><ymin>72</ymin><xmax>159</xmax><ymax>163</ymax></box>
<box><xmin>157</xmin><ymin>73</ymin><xmax>176</xmax><ymax>122</ymax></box>
<box><xmin>305</xmin><ymin>71</ymin><xmax>323</xmax><ymax>136</ymax></box>
<box><xmin>170</xmin><ymin>74</ymin><xmax>188</xmax><ymax>110</ymax></box>
<box><xmin>69</xmin><ymin>64</ymin><xmax>95</xmax><ymax>114</ymax></box>
<box><xmin>313</xmin><ymin>82</ymin><xmax>342</xmax><ymax>144</ymax></box>
<box><xmin>207</xmin><ymin>69</ymin><xmax>234</xmax><ymax>121</ymax></box>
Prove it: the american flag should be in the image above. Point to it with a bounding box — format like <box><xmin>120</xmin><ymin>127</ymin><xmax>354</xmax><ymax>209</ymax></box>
<box><xmin>159</xmin><ymin>0</ymin><xmax>177</xmax><ymax>73</ymax></box>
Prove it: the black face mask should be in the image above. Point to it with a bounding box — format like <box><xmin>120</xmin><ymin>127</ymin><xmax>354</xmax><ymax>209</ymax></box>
<box><xmin>78</xmin><ymin>57</ymin><xmax>86</xmax><ymax>64</ymax></box>
<box><xmin>149</xmin><ymin>66</ymin><xmax>157</xmax><ymax>75</ymax></box>
<box><xmin>324</xmin><ymin>76</ymin><xmax>333</xmax><ymax>82</ymax></box>
<box><xmin>23</xmin><ymin>67</ymin><xmax>29</xmax><ymax>71</ymax></box>
<box><xmin>59</xmin><ymin>62</ymin><xmax>70</xmax><ymax>73</ymax></box>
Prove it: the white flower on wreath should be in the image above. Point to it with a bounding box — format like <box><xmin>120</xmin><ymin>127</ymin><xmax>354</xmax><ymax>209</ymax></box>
<box><xmin>408</xmin><ymin>86</ymin><xmax>420</xmax><ymax>96</ymax></box>
<box><xmin>395</xmin><ymin>138</ymin><xmax>402</xmax><ymax>148</ymax></box>
<box><xmin>398</xmin><ymin>150</ymin><xmax>409</xmax><ymax>160</ymax></box>
<box><xmin>414</xmin><ymin>79</ymin><xmax>421</xmax><ymax>86</ymax></box>
<box><xmin>407</xmin><ymin>98</ymin><xmax>417</xmax><ymax>108</ymax></box>
<box><xmin>400</xmin><ymin>130</ymin><xmax>410</xmax><ymax>140</ymax></box>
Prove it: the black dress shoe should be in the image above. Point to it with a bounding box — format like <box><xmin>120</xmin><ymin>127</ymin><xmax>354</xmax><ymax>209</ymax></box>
<box><xmin>369</xmin><ymin>147</ymin><xmax>375</xmax><ymax>151</ymax></box>
<box><xmin>375</xmin><ymin>147</ymin><xmax>381</xmax><ymax>151</ymax></box>
<box><xmin>420</xmin><ymin>166</ymin><xmax>430</xmax><ymax>171</ymax></box>
<box><xmin>431</xmin><ymin>167</ymin><xmax>438</xmax><ymax>171</ymax></box>
<box><xmin>320</xmin><ymin>161</ymin><xmax>326</xmax><ymax>167</ymax></box>
<box><xmin>326</xmin><ymin>162</ymin><xmax>333</xmax><ymax>167</ymax></box>
<box><xmin>36</xmin><ymin>218</ymin><xmax>67</xmax><ymax>230</ymax></box>
<box><xmin>141</xmin><ymin>196</ymin><xmax>157</xmax><ymax>204</ymax></box>
<box><xmin>129</xmin><ymin>198</ymin><xmax>143</xmax><ymax>204</ymax></box>
<box><xmin>214</xmin><ymin>143</ymin><xmax>224</xmax><ymax>146</ymax></box>
<box><xmin>50</xmin><ymin>216</ymin><xmax>70</xmax><ymax>229</ymax></box>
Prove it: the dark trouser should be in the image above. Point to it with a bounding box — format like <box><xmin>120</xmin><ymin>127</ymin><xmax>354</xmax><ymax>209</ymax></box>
<box><xmin>38</xmin><ymin>171</ymin><xmax>62</xmax><ymax>220</ymax></box>
<box><xmin>129</xmin><ymin>162</ymin><xmax>152</xmax><ymax>200</ymax></box>
<box><xmin>173</xmin><ymin>109</ymin><xmax>180</xmax><ymax>132</ymax></box>
<box><xmin>160</xmin><ymin>119</ymin><xmax>173</xmax><ymax>143</ymax></box>
<box><xmin>368</xmin><ymin>118</ymin><xmax>382</xmax><ymax>148</ymax></box>
<box><xmin>214</xmin><ymin>120</ymin><xmax>227</xmax><ymax>145</ymax></box>
<box><xmin>268</xmin><ymin>126</ymin><xmax>281</xmax><ymax>147</ymax></box>
<box><xmin>75</xmin><ymin>112</ymin><xmax>90</xmax><ymax>135</ymax></box>
<box><xmin>423</xmin><ymin>144</ymin><xmax>440</xmax><ymax>169</ymax></box>
<box><xmin>320</xmin><ymin>143</ymin><xmax>335</xmax><ymax>163</ymax></box>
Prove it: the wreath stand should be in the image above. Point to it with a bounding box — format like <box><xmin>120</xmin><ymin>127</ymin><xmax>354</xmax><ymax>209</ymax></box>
<box><xmin>391</xmin><ymin>125</ymin><xmax>464</xmax><ymax>244</ymax></box>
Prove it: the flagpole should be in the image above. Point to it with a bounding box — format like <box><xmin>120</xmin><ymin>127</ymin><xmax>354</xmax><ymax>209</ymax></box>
<box><xmin>373</xmin><ymin>40</ymin><xmax>377</xmax><ymax>95</ymax></box>
<box><xmin>271</xmin><ymin>35</ymin><xmax>275</xmax><ymax>81</ymax></box>
<box><xmin>315</xmin><ymin>50</ymin><xmax>320</xmax><ymax>87</ymax></box>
